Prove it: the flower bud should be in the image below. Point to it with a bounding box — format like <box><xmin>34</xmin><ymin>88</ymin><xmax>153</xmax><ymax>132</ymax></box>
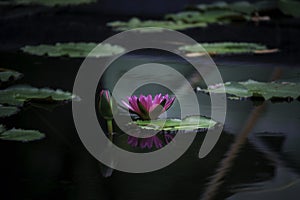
<box><xmin>98</xmin><ymin>89</ymin><xmax>118</xmax><ymax>120</ymax></box>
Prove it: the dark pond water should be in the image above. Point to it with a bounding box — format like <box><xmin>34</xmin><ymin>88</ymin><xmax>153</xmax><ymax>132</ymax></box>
<box><xmin>1</xmin><ymin>5</ymin><xmax>300</xmax><ymax>200</ymax></box>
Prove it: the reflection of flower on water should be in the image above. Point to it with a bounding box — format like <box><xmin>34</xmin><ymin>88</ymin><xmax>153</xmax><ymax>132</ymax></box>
<box><xmin>122</xmin><ymin>94</ymin><xmax>175</xmax><ymax>120</ymax></box>
<box><xmin>127</xmin><ymin>134</ymin><xmax>174</xmax><ymax>149</ymax></box>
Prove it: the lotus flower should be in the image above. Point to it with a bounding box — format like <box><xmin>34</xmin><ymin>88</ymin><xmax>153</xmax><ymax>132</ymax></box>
<box><xmin>98</xmin><ymin>89</ymin><xmax>118</xmax><ymax>120</ymax></box>
<box><xmin>122</xmin><ymin>94</ymin><xmax>175</xmax><ymax>120</ymax></box>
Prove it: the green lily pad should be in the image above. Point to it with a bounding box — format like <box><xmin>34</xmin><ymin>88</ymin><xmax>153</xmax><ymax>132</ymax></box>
<box><xmin>278</xmin><ymin>0</ymin><xmax>300</xmax><ymax>17</ymax></box>
<box><xmin>0</xmin><ymin>85</ymin><xmax>75</xmax><ymax>106</ymax></box>
<box><xmin>165</xmin><ymin>10</ymin><xmax>244</xmax><ymax>24</ymax></box>
<box><xmin>199</xmin><ymin>80</ymin><xmax>300</xmax><ymax>100</ymax></box>
<box><xmin>0</xmin><ymin>128</ymin><xmax>45</xmax><ymax>142</ymax></box>
<box><xmin>130</xmin><ymin>116</ymin><xmax>217</xmax><ymax>131</ymax></box>
<box><xmin>229</xmin><ymin>1</ymin><xmax>256</xmax><ymax>15</ymax></box>
<box><xmin>0</xmin><ymin>69</ymin><xmax>22</xmax><ymax>83</ymax></box>
<box><xmin>179</xmin><ymin>42</ymin><xmax>268</xmax><ymax>55</ymax></box>
<box><xmin>194</xmin><ymin>1</ymin><xmax>276</xmax><ymax>13</ymax></box>
<box><xmin>21</xmin><ymin>43</ymin><xmax>125</xmax><ymax>58</ymax></box>
<box><xmin>107</xmin><ymin>17</ymin><xmax>207</xmax><ymax>31</ymax></box>
<box><xmin>195</xmin><ymin>1</ymin><xmax>229</xmax><ymax>11</ymax></box>
<box><xmin>0</xmin><ymin>105</ymin><xmax>20</xmax><ymax>117</ymax></box>
<box><xmin>0</xmin><ymin>0</ymin><xmax>96</xmax><ymax>7</ymax></box>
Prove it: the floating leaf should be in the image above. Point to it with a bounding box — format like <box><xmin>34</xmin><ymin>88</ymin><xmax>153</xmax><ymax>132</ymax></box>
<box><xmin>0</xmin><ymin>85</ymin><xmax>75</xmax><ymax>106</ymax></box>
<box><xmin>165</xmin><ymin>10</ymin><xmax>244</xmax><ymax>24</ymax></box>
<box><xmin>0</xmin><ymin>105</ymin><xmax>20</xmax><ymax>117</ymax></box>
<box><xmin>254</xmin><ymin>0</ymin><xmax>278</xmax><ymax>12</ymax></box>
<box><xmin>0</xmin><ymin>0</ymin><xmax>96</xmax><ymax>7</ymax></box>
<box><xmin>198</xmin><ymin>80</ymin><xmax>300</xmax><ymax>100</ymax></box>
<box><xmin>179</xmin><ymin>42</ymin><xmax>268</xmax><ymax>55</ymax></box>
<box><xmin>194</xmin><ymin>1</ymin><xmax>276</xmax><ymax>13</ymax></box>
<box><xmin>0</xmin><ymin>69</ymin><xmax>22</xmax><ymax>83</ymax></box>
<box><xmin>21</xmin><ymin>43</ymin><xmax>125</xmax><ymax>58</ymax></box>
<box><xmin>229</xmin><ymin>1</ymin><xmax>256</xmax><ymax>15</ymax></box>
<box><xmin>278</xmin><ymin>0</ymin><xmax>300</xmax><ymax>17</ymax></box>
<box><xmin>195</xmin><ymin>1</ymin><xmax>229</xmax><ymax>11</ymax></box>
<box><xmin>130</xmin><ymin>116</ymin><xmax>217</xmax><ymax>131</ymax></box>
<box><xmin>0</xmin><ymin>128</ymin><xmax>45</xmax><ymax>142</ymax></box>
<box><xmin>107</xmin><ymin>17</ymin><xmax>207</xmax><ymax>31</ymax></box>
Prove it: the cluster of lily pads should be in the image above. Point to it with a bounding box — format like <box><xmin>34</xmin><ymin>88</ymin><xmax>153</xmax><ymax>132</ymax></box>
<box><xmin>107</xmin><ymin>0</ymin><xmax>300</xmax><ymax>31</ymax></box>
<box><xmin>0</xmin><ymin>68</ymin><xmax>75</xmax><ymax>142</ymax></box>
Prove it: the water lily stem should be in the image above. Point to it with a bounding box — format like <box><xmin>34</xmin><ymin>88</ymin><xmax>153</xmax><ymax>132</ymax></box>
<box><xmin>107</xmin><ymin>119</ymin><xmax>113</xmax><ymax>141</ymax></box>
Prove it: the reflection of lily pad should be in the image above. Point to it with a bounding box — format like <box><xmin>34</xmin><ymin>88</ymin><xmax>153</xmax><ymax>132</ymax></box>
<box><xmin>0</xmin><ymin>105</ymin><xmax>20</xmax><ymax>117</ymax></box>
<box><xmin>21</xmin><ymin>43</ymin><xmax>125</xmax><ymax>58</ymax></box>
<box><xmin>131</xmin><ymin>116</ymin><xmax>217</xmax><ymax>131</ymax></box>
<box><xmin>0</xmin><ymin>0</ymin><xmax>96</xmax><ymax>7</ymax></box>
<box><xmin>0</xmin><ymin>69</ymin><xmax>22</xmax><ymax>83</ymax></box>
<box><xmin>199</xmin><ymin>80</ymin><xmax>300</xmax><ymax>100</ymax></box>
<box><xmin>179</xmin><ymin>42</ymin><xmax>268</xmax><ymax>55</ymax></box>
<box><xmin>0</xmin><ymin>85</ymin><xmax>75</xmax><ymax>106</ymax></box>
<box><xmin>107</xmin><ymin>18</ymin><xmax>207</xmax><ymax>31</ymax></box>
<box><xmin>0</xmin><ymin>127</ymin><xmax>45</xmax><ymax>142</ymax></box>
<box><xmin>278</xmin><ymin>0</ymin><xmax>300</xmax><ymax>17</ymax></box>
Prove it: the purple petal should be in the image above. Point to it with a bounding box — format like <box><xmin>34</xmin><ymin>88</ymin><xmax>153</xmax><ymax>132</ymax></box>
<box><xmin>164</xmin><ymin>134</ymin><xmax>174</xmax><ymax>144</ymax></box>
<box><xmin>153</xmin><ymin>136</ymin><xmax>163</xmax><ymax>148</ymax></box>
<box><xmin>163</xmin><ymin>97</ymin><xmax>175</xmax><ymax>111</ymax></box>
<box><xmin>139</xmin><ymin>95</ymin><xmax>149</xmax><ymax>111</ymax></box>
<box><xmin>128</xmin><ymin>96</ymin><xmax>142</xmax><ymax>115</ymax></box>
<box><xmin>140</xmin><ymin>138</ymin><xmax>153</xmax><ymax>149</ymax></box>
<box><xmin>127</xmin><ymin>136</ymin><xmax>139</xmax><ymax>147</ymax></box>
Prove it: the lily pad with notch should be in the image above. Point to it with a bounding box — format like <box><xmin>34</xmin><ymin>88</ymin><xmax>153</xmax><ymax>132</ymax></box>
<box><xmin>0</xmin><ymin>126</ymin><xmax>45</xmax><ymax>142</ymax></box>
<box><xmin>198</xmin><ymin>79</ymin><xmax>300</xmax><ymax>101</ymax></box>
<box><xmin>179</xmin><ymin>42</ymin><xmax>273</xmax><ymax>56</ymax></box>
<box><xmin>0</xmin><ymin>85</ymin><xmax>76</xmax><ymax>106</ymax></box>
<box><xmin>107</xmin><ymin>17</ymin><xmax>207</xmax><ymax>32</ymax></box>
<box><xmin>0</xmin><ymin>68</ymin><xmax>22</xmax><ymax>83</ymax></box>
<box><xmin>0</xmin><ymin>105</ymin><xmax>20</xmax><ymax>117</ymax></box>
<box><xmin>21</xmin><ymin>42</ymin><xmax>125</xmax><ymax>58</ymax></box>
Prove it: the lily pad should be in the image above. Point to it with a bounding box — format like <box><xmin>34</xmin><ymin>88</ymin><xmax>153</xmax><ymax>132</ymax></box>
<box><xmin>107</xmin><ymin>17</ymin><xmax>207</xmax><ymax>31</ymax></box>
<box><xmin>130</xmin><ymin>116</ymin><xmax>217</xmax><ymax>131</ymax></box>
<box><xmin>198</xmin><ymin>80</ymin><xmax>300</xmax><ymax>100</ymax></box>
<box><xmin>0</xmin><ymin>69</ymin><xmax>22</xmax><ymax>83</ymax></box>
<box><xmin>0</xmin><ymin>128</ymin><xmax>45</xmax><ymax>142</ymax></box>
<box><xmin>195</xmin><ymin>1</ymin><xmax>229</xmax><ymax>11</ymax></box>
<box><xmin>0</xmin><ymin>85</ymin><xmax>75</xmax><ymax>106</ymax></box>
<box><xmin>179</xmin><ymin>42</ymin><xmax>269</xmax><ymax>55</ymax></box>
<box><xmin>165</xmin><ymin>10</ymin><xmax>245</xmax><ymax>24</ymax></box>
<box><xmin>194</xmin><ymin>1</ymin><xmax>276</xmax><ymax>13</ymax></box>
<box><xmin>21</xmin><ymin>43</ymin><xmax>125</xmax><ymax>58</ymax></box>
<box><xmin>278</xmin><ymin>0</ymin><xmax>300</xmax><ymax>17</ymax></box>
<box><xmin>0</xmin><ymin>0</ymin><xmax>96</xmax><ymax>7</ymax></box>
<box><xmin>0</xmin><ymin>105</ymin><xmax>20</xmax><ymax>117</ymax></box>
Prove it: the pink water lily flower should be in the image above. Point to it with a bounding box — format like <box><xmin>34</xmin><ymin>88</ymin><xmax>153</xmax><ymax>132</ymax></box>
<box><xmin>122</xmin><ymin>94</ymin><xmax>175</xmax><ymax>120</ymax></box>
